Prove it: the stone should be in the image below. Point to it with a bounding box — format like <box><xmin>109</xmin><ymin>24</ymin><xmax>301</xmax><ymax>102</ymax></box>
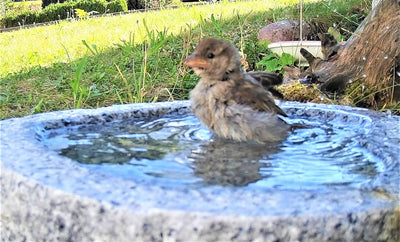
<box><xmin>258</xmin><ymin>20</ymin><xmax>314</xmax><ymax>43</ymax></box>
<box><xmin>1</xmin><ymin>101</ymin><xmax>399</xmax><ymax>241</ymax></box>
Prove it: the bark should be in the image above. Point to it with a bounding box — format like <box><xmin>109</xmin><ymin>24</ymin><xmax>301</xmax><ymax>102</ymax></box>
<box><xmin>299</xmin><ymin>0</ymin><xmax>400</xmax><ymax>103</ymax></box>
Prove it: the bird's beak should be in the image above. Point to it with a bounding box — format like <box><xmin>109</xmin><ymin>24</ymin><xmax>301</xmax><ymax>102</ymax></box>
<box><xmin>184</xmin><ymin>54</ymin><xmax>208</xmax><ymax>69</ymax></box>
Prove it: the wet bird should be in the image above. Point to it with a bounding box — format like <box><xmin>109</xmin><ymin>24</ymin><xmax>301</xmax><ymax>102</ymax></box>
<box><xmin>184</xmin><ymin>38</ymin><xmax>289</xmax><ymax>143</ymax></box>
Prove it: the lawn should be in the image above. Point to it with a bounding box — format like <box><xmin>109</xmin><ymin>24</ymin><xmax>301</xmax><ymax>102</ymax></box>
<box><xmin>0</xmin><ymin>0</ymin><xmax>374</xmax><ymax>119</ymax></box>
<box><xmin>0</xmin><ymin>0</ymin><xmax>306</xmax><ymax>76</ymax></box>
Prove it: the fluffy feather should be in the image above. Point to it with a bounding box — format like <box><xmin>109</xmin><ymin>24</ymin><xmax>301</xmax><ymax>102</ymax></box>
<box><xmin>184</xmin><ymin>38</ymin><xmax>289</xmax><ymax>143</ymax></box>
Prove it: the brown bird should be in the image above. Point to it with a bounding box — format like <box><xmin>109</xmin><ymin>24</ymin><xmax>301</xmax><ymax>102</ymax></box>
<box><xmin>184</xmin><ymin>38</ymin><xmax>289</xmax><ymax>143</ymax></box>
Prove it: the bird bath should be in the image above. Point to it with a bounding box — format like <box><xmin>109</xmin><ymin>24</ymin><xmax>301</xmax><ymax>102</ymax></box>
<box><xmin>1</xmin><ymin>101</ymin><xmax>399</xmax><ymax>241</ymax></box>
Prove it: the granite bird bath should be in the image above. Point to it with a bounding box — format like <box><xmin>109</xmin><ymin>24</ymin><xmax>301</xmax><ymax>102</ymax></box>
<box><xmin>1</xmin><ymin>101</ymin><xmax>399</xmax><ymax>241</ymax></box>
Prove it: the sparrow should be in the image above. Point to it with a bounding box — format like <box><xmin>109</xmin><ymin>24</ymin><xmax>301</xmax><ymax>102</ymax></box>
<box><xmin>184</xmin><ymin>38</ymin><xmax>289</xmax><ymax>143</ymax></box>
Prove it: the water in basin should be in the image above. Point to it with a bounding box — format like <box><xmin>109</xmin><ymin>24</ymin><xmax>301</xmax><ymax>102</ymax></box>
<box><xmin>40</xmin><ymin>108</ymin><xmax>382</xmax><ymax>190</ymax></box>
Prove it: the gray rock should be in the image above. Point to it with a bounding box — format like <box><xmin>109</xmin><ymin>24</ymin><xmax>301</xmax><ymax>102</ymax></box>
<box><xmin>258</xmin><ymin>20</ymin><xmax>314</xmax><ymax>43</ymax></box>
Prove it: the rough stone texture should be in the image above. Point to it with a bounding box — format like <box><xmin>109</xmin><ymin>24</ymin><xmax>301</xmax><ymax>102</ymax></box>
<box><xmin>258</xmin><ymin>20</ymin><xmax>314</xmax><ymax>43</ymax></box>
<box><xmin>1</xmin><ymin>101</ymin><xmax>399</xmax><ymax>241</ymax></box>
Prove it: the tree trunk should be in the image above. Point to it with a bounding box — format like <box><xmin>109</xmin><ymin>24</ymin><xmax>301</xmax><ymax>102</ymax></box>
<box><xmin>298</xmin><ymin>0</ymin><xmax>400</xmax><ymax>106</ymax></box>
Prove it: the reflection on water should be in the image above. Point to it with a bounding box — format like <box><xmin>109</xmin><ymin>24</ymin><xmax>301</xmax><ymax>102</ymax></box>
<box><xmin>191</xmin><ymin>140</ymin><xmax>281</xmax><ymax>186</ymax></box>
<box><xmin>40</xmin><ymin>111</ymin><xmax>381</xmax><ymax>189</ymax></box>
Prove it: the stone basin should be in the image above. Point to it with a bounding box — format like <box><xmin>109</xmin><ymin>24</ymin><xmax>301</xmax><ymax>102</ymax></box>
<box><xmin>1</xmin><ymin>101</ymin><xmax>399</xmax><ymax>241</ymax></box>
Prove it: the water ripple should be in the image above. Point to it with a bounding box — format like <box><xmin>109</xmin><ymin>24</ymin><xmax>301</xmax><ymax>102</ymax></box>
<box><xmin>41</xmin><ymin>111</ymin><xmax>382</xmax><ymax>190</ymax></box>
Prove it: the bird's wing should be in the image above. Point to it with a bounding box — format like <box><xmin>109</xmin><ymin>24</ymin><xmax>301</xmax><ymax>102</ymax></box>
<box><xmin>247</xmin><ymin>71</ymin><xmax>283</xmax><ymax>87</ymax></box>
<box><xmin>247</xmin><ymin>71</ymin><xmax>285</xmax><ymax>99</ymax></box>
<box><xmin>231</xmin><ymin>77</ymin><xmax>288</xmax><ymax>117</ymax></box>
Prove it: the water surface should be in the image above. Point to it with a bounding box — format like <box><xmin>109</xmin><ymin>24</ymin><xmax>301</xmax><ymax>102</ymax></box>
<box><xmin>41</xmin><ymin>108</ymin><xmax>381</xmax><ymax>190</ymax></box>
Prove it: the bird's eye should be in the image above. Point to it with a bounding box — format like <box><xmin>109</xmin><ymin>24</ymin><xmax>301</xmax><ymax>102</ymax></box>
<box><xmin>207</xmin><ymin>53</ymin><xmax>215</xmax><ymax>59</ymax></box>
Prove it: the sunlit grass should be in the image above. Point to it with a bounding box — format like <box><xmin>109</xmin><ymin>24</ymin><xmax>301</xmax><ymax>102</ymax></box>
<box><xmin>0</xmin><ymin>0</ymin><xmax>312</xmax><ymax>76</ymax></box>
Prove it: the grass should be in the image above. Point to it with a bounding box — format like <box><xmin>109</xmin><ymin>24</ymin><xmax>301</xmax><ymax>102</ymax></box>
<box><xmin>0</xmin><ymin>0</ymin><xmax>304</xmax><ymax>76</ymax></box>
<box><xmin>1</xmin><ymin>0</ymin><xmax>381</xmax><ymax>119</ymax></box>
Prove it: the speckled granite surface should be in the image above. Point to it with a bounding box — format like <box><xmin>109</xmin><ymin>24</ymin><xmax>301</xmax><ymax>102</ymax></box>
<box><xmin>1</xmin><ymin>101</ymin><xmax>399</xmax><ymax>241</ymax></box>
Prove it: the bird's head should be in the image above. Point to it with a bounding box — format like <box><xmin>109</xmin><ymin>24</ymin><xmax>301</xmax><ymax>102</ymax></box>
<box><xmin>184</xmin><ymin>38</ymin><xmax>242</xmax><ymax>80</ymax></box>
